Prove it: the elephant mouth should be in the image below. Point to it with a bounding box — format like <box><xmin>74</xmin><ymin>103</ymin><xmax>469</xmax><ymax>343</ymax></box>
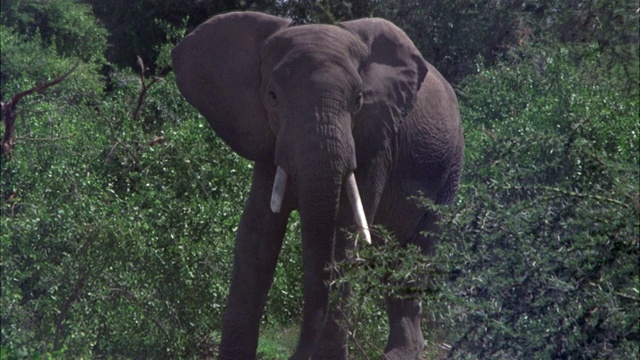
<box><xmin>270</xmin><ymin>166</ymin><xmax>371</xmax><ymax>244</ymax></box>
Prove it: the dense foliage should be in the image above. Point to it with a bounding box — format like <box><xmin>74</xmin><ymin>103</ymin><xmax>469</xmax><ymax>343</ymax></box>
<box><xmin>1</xmin><ymin>0</ymin><xmax>638</xmax><ymax>358</ymax></box>
<box><xmin>437</xmin><ymin>44</ymin><xmax>638</xmax><ymax>358</ymax></box>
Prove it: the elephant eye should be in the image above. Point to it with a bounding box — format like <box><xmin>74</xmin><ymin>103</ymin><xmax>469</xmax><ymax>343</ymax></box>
<box><xmin>268</xmin><ymin>91</ymin><xmax>278</xmax><ymax>107</ymax></box>
<box><xmin>353</xmin><ymin>92</ymin><xmax>364</xmax><ymax>114</ymax></box>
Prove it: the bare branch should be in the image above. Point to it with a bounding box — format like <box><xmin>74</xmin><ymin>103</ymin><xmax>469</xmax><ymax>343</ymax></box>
<box><xmin>131</xmin><ymin>56</ymin><xmax>162</xmax><ymax>122</ymax></box>
<box><xmin>1</xmin><ymin>63</ymin><xmax>79</xmax><ymax>157</ymax></box>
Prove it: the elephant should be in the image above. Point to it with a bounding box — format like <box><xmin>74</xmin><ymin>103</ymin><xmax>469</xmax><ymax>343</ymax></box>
<box><xmin>172</xmin><ymin>11</ymin><xmax>463</xmax><ymax>360</ymax></box>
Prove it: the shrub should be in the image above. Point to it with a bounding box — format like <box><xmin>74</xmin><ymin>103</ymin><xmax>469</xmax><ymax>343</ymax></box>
<box><xmin>434</xmin><ymin>45</ymin><xmax>639</xmax><ymax>358</ymax></box>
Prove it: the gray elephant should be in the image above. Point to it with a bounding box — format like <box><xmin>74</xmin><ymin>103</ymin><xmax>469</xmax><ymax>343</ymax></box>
<box><xmin>172</xmin><ymin>11</ymin><xmax>463</xmax><ymax>360</ymax></box>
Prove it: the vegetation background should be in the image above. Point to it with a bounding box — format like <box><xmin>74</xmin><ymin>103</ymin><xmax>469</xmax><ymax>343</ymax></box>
<box><xmin>1</xmin><ymin>0</ymin><xmax>637</xmax><ymax>358</ymax></box>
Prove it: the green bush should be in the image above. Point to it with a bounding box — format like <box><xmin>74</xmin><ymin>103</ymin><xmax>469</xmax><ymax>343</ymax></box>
<box><xmin>0</xmin><ymin>51</ymin><xmax>251</xmax><ymax>356</ymax></box>
<box><xmin>0</xmin><ymin>55</ymin><xmax>304</xmax><ymax>358</ymax></box>
<box><xmin>0</xmin><ymin>16</ymin><xmax>251</xmax><ymax>352</ymax></box>
<box><xmin>0</xmin><ymin>4</ymin><xmax>302</xmax><ymax>355</ymax></box>
<box><xmin>433</xmin><ymin>45</ymin><xmax>639</xmax><ymax>359</ymax></box>
<box><xmin>0</xmin><ymin>26</ymin><xmax>104</xmax><ymax>102</ymax></box>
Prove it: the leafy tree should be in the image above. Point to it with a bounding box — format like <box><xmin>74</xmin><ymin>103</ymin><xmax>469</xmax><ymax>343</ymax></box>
<box><xmin>85</xmin><ymin>0</ymin><xmax>278</xmax><ymax>70</ymax></box>
<box><xmin>1</xmin><ymin>63</ymin><xmax>250</xmax><ymax>358</ymax></box>
<box><xmin>280</xmin><ymin>0</ymin><xmax>639</xmax><ymax>82</ymax></box>
<box><xmin>0</xmin><ymin>0</ymin><xmax>107</xmax><ymax>63</ymax></box>
<box><xmin>2</xmin><ymin>2</ymin><xmax>227</xmax><ymax>356</ymax></box>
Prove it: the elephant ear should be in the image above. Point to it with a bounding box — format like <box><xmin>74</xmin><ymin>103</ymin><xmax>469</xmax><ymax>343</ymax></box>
<box><xmin>172</xmin><ymin>12</ymin><xmax>291</xmax><ymax>162</ymax></box>
<box><xmin>340</xmin><ymin>18</ymin><xmax>428</xmax><ymax>130</ymax></box>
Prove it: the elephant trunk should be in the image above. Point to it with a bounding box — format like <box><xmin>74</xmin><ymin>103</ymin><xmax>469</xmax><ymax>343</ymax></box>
<box><xmin>272</xmin><ymin>108</ymin><xmax>370</xmax><ymax>356</ymax></box>
<box><xmin>270</xmin><ymin>98</ymin><xmax>370</xmax><ymax>243</ymax></box>
<box><xmin>291</xmin><ymin>161</ymin><xmax>345</xmax><ymax>354</ymax></box>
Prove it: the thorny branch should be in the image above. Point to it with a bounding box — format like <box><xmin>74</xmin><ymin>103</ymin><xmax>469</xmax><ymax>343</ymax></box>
<box><xmin>1</xmin><ymin>63</ymin><xmax>79</xmax><ymax>157</ymax></box>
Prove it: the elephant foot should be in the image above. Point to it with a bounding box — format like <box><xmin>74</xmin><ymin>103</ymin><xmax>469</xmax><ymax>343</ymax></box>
<box><xmin>288</xmin><ymin>321</ymin><xmax>348</xmax><ymax>360</ymax></box>
<box><xmin>384</xmin><ymin>348</ymin><xmax>424</xmax><ymax>360</ymax></box>
<box><xmin>384</xmin><ymin>297</ymin><xmax>424</xmax><ymax>360</ymax></box>
<box><xmin>288</xmin><ymin>348</ymin><xmax>347</xmax><ymax>360</ymax></box>
<box><xmin>383</xmin><ymin>330</ymin><xmax>425</xmax><ymax>360</ymax></box>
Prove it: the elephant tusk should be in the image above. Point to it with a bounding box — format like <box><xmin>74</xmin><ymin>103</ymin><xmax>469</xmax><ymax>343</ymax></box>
<box><xmin>270</xmin><ymin>166</ymin><xmax>288</xmax><ymax>213</ymax></box>
<box><xmin>345</xmin><ymin>173</ymin><xmax>372</xmax><ymax>244</ymax></box>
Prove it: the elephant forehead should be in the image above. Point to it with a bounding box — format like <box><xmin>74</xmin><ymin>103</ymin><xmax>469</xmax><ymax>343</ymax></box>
<box><xmin>261</xmin><ymin>25</ymin><xmax>367</xmax><ymax>69</ymax></box>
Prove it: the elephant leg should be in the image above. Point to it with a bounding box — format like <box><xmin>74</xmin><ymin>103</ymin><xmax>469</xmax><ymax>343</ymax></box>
<box><xmin>219</xmin><ymin>164</ymin><xmax>291</xmax><ymax>360</ymax></box>
<box><xmin>384</xmin><ymin>296</ymin><xmax>424</xmax><ymax>359</ymax></box>
<box><xmin>383</xmin><ymin>207</ymin><xmax>442</xmax><ymax>359</ymax></box>
<box><xmin>385</xmin><ymin>201</ymin><xmax>450</xmax><ymax>359</ymax></box>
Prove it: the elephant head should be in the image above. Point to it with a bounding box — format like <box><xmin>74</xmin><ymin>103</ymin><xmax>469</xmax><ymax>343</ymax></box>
<box><xmin>172</xmin><ymin>12</ymin><xmax>427</xmax><ymax>244</ymax></box>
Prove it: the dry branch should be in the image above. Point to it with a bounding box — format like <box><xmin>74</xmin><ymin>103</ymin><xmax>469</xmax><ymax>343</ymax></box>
<box><xmin>131</xmin><ymin>56</ymin><xmax>161</xmax><ymax>121</ymax></box>
<box><xmin>1</xmin><ymin>63</ymin><xmax>79</xmax><ymax>156</ymax></box>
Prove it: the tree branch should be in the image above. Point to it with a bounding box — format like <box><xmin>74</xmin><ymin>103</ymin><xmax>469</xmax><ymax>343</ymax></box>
<box><xmin>1</xmin><ymin>63</ymin><xmax>79</xmax><ymax>157</ymax></box>
<box><xmin>131</xmin><ymin>56</ymin><xmax>161</xmax><ymax>122</ymax></box>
